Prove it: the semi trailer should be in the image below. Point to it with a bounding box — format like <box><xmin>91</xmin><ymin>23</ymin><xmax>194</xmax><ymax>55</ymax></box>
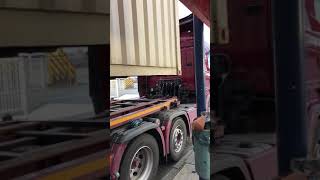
<box><xmin>109</xmin><ymin>11</ymin><xmax>210</xmax><ymax>179</ymax></box>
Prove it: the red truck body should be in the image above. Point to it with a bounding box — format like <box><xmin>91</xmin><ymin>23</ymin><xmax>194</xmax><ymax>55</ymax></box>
<box><xmin>110</xmin><ymin>101</ymin><xmax>197</xmax><ymax>179</ymax></box>
<box><xmin>138</xmin><ymin>15</ymin><xmax>210</xmax><ymax>109</ymax></box>
<box><xmin>211</xmin><ymin>0</ymin><xmax>320</xmax><ymax>179</ymax></box>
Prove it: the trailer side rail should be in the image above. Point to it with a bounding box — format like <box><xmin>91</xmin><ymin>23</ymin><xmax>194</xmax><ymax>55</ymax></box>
<box><xmin>110</xmin><ymin>97</ymin><xmax>178</xmax><ymax>129</ymax></box>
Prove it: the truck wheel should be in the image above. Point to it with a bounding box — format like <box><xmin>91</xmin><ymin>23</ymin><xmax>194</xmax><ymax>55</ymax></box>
<box><xmin>169</xmin><ymin>118</ymin><xmax>187</xmax><ymax>161</ymax></box>
<box><xmin>212</xmin><ymin>174</ymin><xmax>231</xmax><ymax>180</ymax></box>
<box><xmin>119</xmin><ymin>134</ymin><xmax>159</xmax><ymax>180</ymax></box>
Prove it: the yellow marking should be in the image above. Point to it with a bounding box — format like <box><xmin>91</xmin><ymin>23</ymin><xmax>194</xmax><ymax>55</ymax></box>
<box><xmin>48</xmin><ymin>59</ymin><xmax>61</xmax><ymax>80</ymax></box>
<box><xmin>52</xmin><ymin>55</ymin><xmax>68</xmax><ymax>78</ymax></box>
<box><xmin>110</xmin><ymin>99</ymin><xmax>176</xmax><ymax>128</ymax></box>
<box><xmin>47</xmin><ymin>49</ymin><xmax>76</xmax><ymax>85</ymax></box>
<box><xmin>49</xmin><ymin>56</ymin><xmax>65</xmax><ymax>79</ymax></box>
<box><xmin>58</xmin><ymin>52</ymin><xmax>76</xmax><ymax>74</ymax></box>
<box><xmin>60</xmin><ymin>57</ymin><xmax>75</xmax><ymax>80</ymax></box>
<box><xmin>38</xmin><ymin>158</ymin><xmax>107</xmax><ymax>180</ymax></box>
<box><xmin>57</xmin><ymin>56</ymin><xmax>70</xmax><ymax>76</ymax></box>
<box><xmin>124</xmin><ymin>78</ymin><xmax>134</xmax><ymax>89</ymax></box>
<box><xmin>56</xmin><ymin>49</ymin><xmax>76</xmax><ymax>81</ymax></box>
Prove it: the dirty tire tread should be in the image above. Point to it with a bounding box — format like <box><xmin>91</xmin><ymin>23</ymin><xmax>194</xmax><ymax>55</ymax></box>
<box><xmin>119</xmin><ymin>133</ymin><xmax>159</xmax><ymax>180</ymax></box>
<box><xmin>169</xmin><ymin>117</ymin><xmax>187</xmax><ymax>161</ymax></box>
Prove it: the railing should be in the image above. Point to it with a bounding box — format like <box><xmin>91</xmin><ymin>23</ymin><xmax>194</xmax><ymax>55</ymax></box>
<box><xmin>0</xmin><ymin>53</ymin><xmax>47</xmax><ymax>117</ymax></box>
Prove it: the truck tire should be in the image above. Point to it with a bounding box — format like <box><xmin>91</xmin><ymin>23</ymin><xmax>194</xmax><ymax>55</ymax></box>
<box><xmin>169</xmin><ymin>117</ymin><xmax>187</xmax><ymax>161</ymax></box>
<box><xmin>119</xmin><ymin>134</ymin><xmax>159</xmax><ymax>180</ymax></box>
<box><xmin>212</xmin><ymin>174</ymin><xmax>231</xmax><ymax>180</ymax></box>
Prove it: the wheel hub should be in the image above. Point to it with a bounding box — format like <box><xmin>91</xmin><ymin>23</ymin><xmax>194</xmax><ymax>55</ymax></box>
<box><xmin>173</xmin><ymin>126</ymin><xmax>184</xmax><ymax>153</ymax></box>
<box><xmin>129</xmin><ymin>146</ymin><xmax>153</xmax><ymax>180</ymax></box>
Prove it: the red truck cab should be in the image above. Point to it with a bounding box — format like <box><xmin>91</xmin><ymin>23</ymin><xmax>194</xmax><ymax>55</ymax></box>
<box><xmin>211</xmin><ymin>0</ymin><xmax>320</xmax><ymax>179</ymax></box>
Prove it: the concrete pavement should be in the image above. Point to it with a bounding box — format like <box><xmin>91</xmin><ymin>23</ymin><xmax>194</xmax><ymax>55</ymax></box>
<box><xmin>173</xmin><ymin>151</ymin><xmax>199</xmax><ymax>180</ymax></box>
<box><xmin>158</xmin><ymin>142</ymin><xmax>200</xmax><ymax>180</ymax></box>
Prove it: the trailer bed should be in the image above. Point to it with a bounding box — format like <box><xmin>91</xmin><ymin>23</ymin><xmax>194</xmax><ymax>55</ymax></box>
<box><xmin>110</xmin><ymin>97</ymin><xmax>179</xmax><ymax>129</ymax></box>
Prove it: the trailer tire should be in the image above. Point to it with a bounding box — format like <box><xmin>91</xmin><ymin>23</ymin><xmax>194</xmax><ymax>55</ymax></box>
<box><xmin>119</xmin><ymin>134</ymin><xmax>159</xmax><ymax>180</ymax></box>
<box><xmin>212</xmin><ymin>174</ymin><xmax>231</xmax><ymax>180</ymax></box>
<box><xmin>169</xmin><ymin>118</ymin><xmax>187</xmax><ymax>161</ymax></box>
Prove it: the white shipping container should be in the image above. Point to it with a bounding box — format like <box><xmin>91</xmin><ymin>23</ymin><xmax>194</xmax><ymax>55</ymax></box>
<box><xmin>110</xmin><ymin>0</ymin><xmax>181</xmax><ymax>76</ymax></box>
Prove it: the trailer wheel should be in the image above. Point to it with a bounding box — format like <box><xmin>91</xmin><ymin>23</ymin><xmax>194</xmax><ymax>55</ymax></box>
<box><xmin>169</xmin><ymin>117</ymin><xmax>187</xmax><ymax>161</ymax></box>
<box><xmin>212</xmin><ymin>174</ymin><xmax>231</xmax><ymax>180</ymax></box>
<box><xmin>119</xmin><ymin>134</ymin><xmax>159</xmax><ymax>180</ymax></box>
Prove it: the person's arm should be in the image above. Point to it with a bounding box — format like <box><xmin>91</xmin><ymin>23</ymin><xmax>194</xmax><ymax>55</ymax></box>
<box><xmin>192</xmin><ymin>115</ymin><xmax>206</xmax><ymax>131</ymax></box>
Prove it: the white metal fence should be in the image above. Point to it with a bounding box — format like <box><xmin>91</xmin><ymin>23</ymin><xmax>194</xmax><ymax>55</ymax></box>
<box><xmin>0</xmin><ymin>57</ymin><xmax>24</xmax><ymax>115</ymax></box>
<box><xmin>110</xmin><ymin>77</ymin><xmax>138</xmax><ymax>99</ymax></box>
<box><xmin>110</xmin><ymin>79</ymin><xmax>119</xmax><ymax>98</ymax></box>
<box><xmin>0</xmin><ymin>53</ymin><xmax>48</xmax><ymax>117</ymax></box>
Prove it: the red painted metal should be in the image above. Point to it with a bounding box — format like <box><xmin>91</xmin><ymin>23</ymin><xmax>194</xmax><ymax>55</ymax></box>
<box><xmin>138</xmin><ymin>15</ymin><xmax>210</xmax><ymax>109</ymax></box>
<box><xmin>211</xmin><ymin>0</ymin><xmax>276</xmax><ymax>178</ymax></box>
<box><xmin>213</xmin><ymin>0</ymin><xmax>274</xmax><ymax>96</ymax></box>
<box><xmin>110</xmin><ymin>143</ymin><xmax>127</xmax><ymax>180</ymax></box>
<box><xmin>213</xmin><ymin>0</ymin><xmax>320</xmax><ymax>179</ymax></box>
<box><xmin>156</xmin><ymin>127</ymin><xmax>167</xmax><ymax>156</ymax></box>
<box><xmin>245</xmin><ymin>147</ymin><xmax>278</xmax><ymax>180</ymax></box>
<box><xmin>163</xmin><ymin>120</ymin><xmax>173</xmax><ymax>154</ymax></box>
<box><xmin>180</xmin><ymin>0</ymin><xmax>210</xmax><ymax>26</ymax></box>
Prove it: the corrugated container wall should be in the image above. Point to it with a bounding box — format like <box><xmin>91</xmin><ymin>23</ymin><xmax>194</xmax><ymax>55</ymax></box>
<box><xmin>110</xmin><ymin>0</ymin><xmax>181</xmax><ymax>76</ymax></box>
<box><xmin>0</xmin><ymin>0</ymin><xmax>109</xmax><ymax>46</ymax></box>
